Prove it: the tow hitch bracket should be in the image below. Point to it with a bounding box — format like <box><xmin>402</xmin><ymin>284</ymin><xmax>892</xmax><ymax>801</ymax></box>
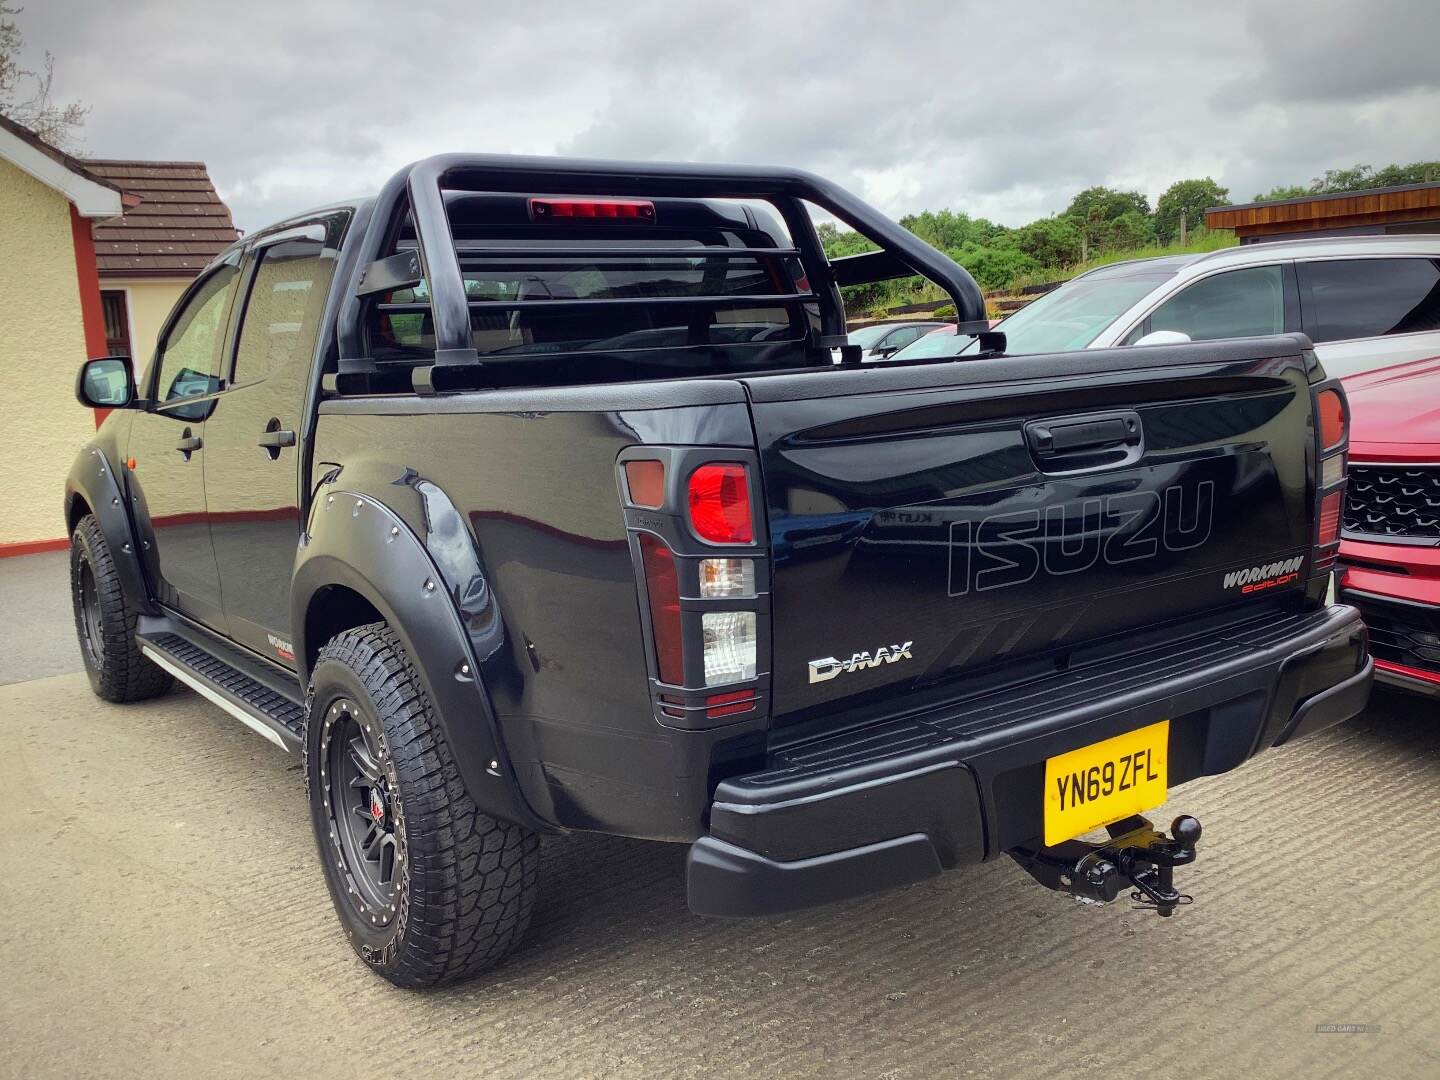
<box><xmin>1009</xmin><ymin>815</ymin><xmax>1203</xmax><ymax>917</ymax></box>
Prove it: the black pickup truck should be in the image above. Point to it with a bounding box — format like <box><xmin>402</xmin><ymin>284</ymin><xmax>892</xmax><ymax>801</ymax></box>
<box><xmin>68</xmin><ymin>155</ymin><xmax>1372</xmax><ymax>987</ymax></box>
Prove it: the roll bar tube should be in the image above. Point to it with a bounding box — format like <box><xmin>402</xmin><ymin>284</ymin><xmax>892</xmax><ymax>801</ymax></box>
<box><xmin>336</xmin><ymin>153</ymin><xmax>989</xmax><ymax>373</ymax></box>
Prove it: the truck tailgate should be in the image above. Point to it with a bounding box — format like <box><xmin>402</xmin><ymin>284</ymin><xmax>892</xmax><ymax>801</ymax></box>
<box><xmin>743</xmin><ymin>336</ymin><xmax>1318</xmax><ymax>724</ymax></box>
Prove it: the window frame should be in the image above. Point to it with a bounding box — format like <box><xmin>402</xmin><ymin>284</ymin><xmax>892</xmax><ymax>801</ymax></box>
<box><xmin>1295</xmin><ymin>255</ymin><xmax>1440</xmax><ymax>346</ymax></box>
<box><xmin>1115</xmin><ymin>261</ymin><xmax>1300</xmax><ymax>346</ymax></box>
<box><xmin>223</xmin><ymin>219</ymin><xmax>340</xmax><ymax>392</ymax></box>
<box><xmin>145</xmin><ymin>252</ymin><xmax>244</xmax><ymax>414</ymax></box>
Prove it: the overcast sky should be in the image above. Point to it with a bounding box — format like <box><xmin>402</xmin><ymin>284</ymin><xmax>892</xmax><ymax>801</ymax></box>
<box><xmin>17</xmin><ymin>0</ymin><xmax>1440</xmax><ymax>232</ymax></box>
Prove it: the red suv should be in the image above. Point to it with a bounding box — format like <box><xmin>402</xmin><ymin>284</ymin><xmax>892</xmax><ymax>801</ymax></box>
<box><xmin>1337</xmin><ymin>355</ymin><xmax>1440</xmax><ymax>697</ymax></box>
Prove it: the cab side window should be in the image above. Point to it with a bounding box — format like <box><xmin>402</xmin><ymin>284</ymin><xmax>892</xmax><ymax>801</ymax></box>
<box><xmin>1299</xmin><ymin>258</ymin><xmax>1440</xmax><ymax>343</ymax></box>
<box><xmin>231</xmin><ymin>238</ymin><xmax>337</xmax><ymax>386</ymax></box>
<box><xmin>152</xmin><ymin>264</ymin><xmax>241</xmax><ymax>414</ymax></box>
<box><xmin>1128</xmin><ymin>265</ymin><xmax>1286</xmax><ymax>344</ymax></box>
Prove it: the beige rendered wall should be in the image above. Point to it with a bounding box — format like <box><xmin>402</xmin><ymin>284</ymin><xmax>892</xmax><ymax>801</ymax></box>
<box><xmin>0</xmin><ymin>158</ymin><xmax>98</xmax><ymax>546</ymax></box>
<box><xmin>104</xmin><ymin>277</ymin><xmax>186</xmax><ymax>370</ymax></box>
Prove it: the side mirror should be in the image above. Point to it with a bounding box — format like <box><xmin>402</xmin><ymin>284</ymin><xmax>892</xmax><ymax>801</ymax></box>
<box><xmin>76</xmin><ymin>356</ymin><xmax>137</xmax><ymax>409</ymax></box>
<box><xmin>1132</xmin><ymin>330</ymin><xmax>1192</xmax><ymax>347</ymax></box>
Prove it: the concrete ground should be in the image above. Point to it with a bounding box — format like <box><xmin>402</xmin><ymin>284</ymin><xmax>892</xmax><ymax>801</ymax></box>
<box><xmin>1</xmin><ymin>551</ymin><xmax>1437</xmax><ymax>1079</ymax></box>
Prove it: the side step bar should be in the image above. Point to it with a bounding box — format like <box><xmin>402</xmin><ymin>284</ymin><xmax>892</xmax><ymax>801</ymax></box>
<box><xmin>136</xmin><ymin>622</ymin><xmax>306</xmax><ymax>753</ymax></box>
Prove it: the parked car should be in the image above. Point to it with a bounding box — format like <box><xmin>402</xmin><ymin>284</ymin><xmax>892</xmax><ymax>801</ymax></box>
<box><xmin>66</xmin><ymin>154</ymin><xmax>1369</xmax><ymax>988</ymax></box>
<box><xmin>1336</xmin><ymin>355</ymin><xmax>1440</xmax><ymax>697</ymax></box>
<box><xmin>841</xmin><ymin>319</ymin><xmax>947</xmax><ymax>361</ymax></box>
<box><xmin>939</xmin><ymin>236</ymin><xmax>1440</xmax><ymax>377</ymax></box>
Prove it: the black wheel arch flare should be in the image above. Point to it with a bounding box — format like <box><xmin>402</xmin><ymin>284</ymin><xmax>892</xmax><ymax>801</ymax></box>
<box><xmin>292</xmin><ymin>480</ymin><xmax>545</xmax><ymax>832</ymax></box>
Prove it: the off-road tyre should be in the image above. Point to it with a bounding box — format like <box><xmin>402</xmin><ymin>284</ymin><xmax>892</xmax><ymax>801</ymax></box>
<box><xmin>304</xmin><ymin>623</ymin><xmax>539</xmax><ymax>988</ymax></box>
<box><xmin>70</xmin><ymin>513</ymin><xmax>173</xmax><ymax>702</ymax></box>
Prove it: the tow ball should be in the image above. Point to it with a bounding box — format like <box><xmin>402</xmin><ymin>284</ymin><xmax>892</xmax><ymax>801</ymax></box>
<box><xmin>1009</xmin><ymin>815</ymin><xmax>1203</xmax><ymax>917</ymax></box>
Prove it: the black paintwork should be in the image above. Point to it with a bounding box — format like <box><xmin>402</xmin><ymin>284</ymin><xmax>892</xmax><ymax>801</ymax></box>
<box><xmin>61</xmin><ymin>155</ymin><xmax>1372</xmax><ymax>917</ymax></box>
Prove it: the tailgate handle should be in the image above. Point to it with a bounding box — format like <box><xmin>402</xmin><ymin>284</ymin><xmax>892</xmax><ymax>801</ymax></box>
<box><xmin>1025</xmin><ymin>412</ymin><xmax>1143</xmax><ymax>470</ymax></box>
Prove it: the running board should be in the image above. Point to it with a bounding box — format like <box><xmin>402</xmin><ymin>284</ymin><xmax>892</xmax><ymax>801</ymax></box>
<box><xmin>137</xmin><ymin>627</ymin><xmax>306</xmax><ymax>753</ymax></box>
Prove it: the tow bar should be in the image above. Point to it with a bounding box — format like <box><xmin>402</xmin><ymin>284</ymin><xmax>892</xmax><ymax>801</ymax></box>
<box><xmin>1008</xmin><ymin>815</ymin><xmax>1202</xmax><ymax>917</ymax></box>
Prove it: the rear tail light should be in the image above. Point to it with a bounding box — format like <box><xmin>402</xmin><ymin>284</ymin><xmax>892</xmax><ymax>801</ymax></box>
<box><xmin>1312</xmin><ymin>384</ymin><xmax>1349</xmax><ymax>576</ymax></box>
<box><xmin>688</xmin><ymin>463</ymin><xmax>753</xmax><ymax>544</ymax></box>
<box><xmin>623</xmin><ymin>459</ymin><xmax>666</xmax><ymax>508</ymax></box>
<box><xmin>702</xmin><ymin>611</ymin><xmax>757</xmax><ymax>685</ymax></box>
<box><xmin>705</xmin><ymin>689</ymin><xmax>757</xmax><ymax>719</ymax></box>
<box><xmin>638</xmin><ymin>534</ymin><xmax>684</xmax><ymax>685</ymax></box>
<box><xmin>698</xmin><ymin>557</ymin><xmax>755</xmax><ymax>598</ymax></box>
<box><xmin>1318</xmin><ymin>491</ymin><xmax>1343</xmax><ymax>546</ymax></box>
<box><xmin>1317</xmin><ymin>388</ymin><xmax>1346</xmax><ymax>449</ymax></box>
<box><xmin>529</xmin><ymin>197</ymin><xmax>656</xmax><ymax>221</ymax></box>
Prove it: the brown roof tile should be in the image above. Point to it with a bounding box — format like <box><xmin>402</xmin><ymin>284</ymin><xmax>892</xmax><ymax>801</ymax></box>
<box><xmin>88</xmin><ymin>159</ymin><xmax>239</xmax><ymax>279</ymax></box>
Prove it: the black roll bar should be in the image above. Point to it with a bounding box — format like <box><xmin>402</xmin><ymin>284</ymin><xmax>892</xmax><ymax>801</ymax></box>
<box><xmin>336</xmin><ymin>153</ymin><xmax>989</xmax><ymax>378</ymax></box>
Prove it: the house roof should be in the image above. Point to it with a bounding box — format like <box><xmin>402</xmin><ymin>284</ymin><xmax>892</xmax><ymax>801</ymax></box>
<box><xmin>0</xmin><ymin>112</ymin><xmax>126</xmax><ymax>217</ymax></box>
<box><xmin>85</xmin><ymin>159</ymin><xmax>240</xmax><ymax>278</ymax></box>
<box><xmin>1205</xmin><ymin>182</ymin><xmax>1440</xmax><ymax>239</ymax></box>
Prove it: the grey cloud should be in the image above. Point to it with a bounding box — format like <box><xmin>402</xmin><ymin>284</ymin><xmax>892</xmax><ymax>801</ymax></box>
<box><xmin>16</xmin><ymin>0</ymin><xmax>1440</xmax><ymax>231</ymax></box>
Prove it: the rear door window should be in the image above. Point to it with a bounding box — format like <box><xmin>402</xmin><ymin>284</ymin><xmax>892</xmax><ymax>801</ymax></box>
<box><xmin>1299</xmin><ymin>258</ymin><xmax>1440</xmax><ymax>343</ymax></box>
<box><xmin>231</xmin><ymin>237</ymin><xmax>337</xmax><ymax>386</ymax></box>
<box><xmin>1130</xmin><ymin>265</ymin><xmax>1287</xmax><ymax>343</ymax></box>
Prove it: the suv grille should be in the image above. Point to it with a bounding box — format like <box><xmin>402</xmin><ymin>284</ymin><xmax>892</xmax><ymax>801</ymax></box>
<box><xmin>1343</xmin><ymin>591</ymin><xmax>1440</xmax><ymax>676</ymax></box>
<box><xmin>1343</xmin><ymin>464</ymin><xmax>1440</xmax><ymax>541</ymax></box>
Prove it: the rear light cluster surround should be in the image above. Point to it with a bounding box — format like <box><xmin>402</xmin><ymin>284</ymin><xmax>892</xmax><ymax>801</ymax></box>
<box><xmin>617</xmin><ymin>446</ymin><xmax>770</xmax><ymax>730</ymax></box>
<box><xmin>1311</xmin><ymin>383</ymin><xmax>1349</xmax><ymax>579</ymax></box>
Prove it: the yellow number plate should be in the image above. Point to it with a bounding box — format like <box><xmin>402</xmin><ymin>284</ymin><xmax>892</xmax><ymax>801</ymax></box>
<box><xmin>1043</xmin><ymin>721</ymin><xmax>1169</xmax><ymax>846</ymax></box>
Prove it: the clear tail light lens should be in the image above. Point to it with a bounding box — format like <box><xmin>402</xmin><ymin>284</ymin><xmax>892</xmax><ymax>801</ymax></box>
<box><xmin>698</xmin><ymin>558</ymin><xmax>755</xmax><ymax>598</ymax></box>
<box><xmin>688</xmin><ymin>463</ymin><xmax>754</xmax><ymax>545</ymax></box>
<box><xmin>702</xmin><ymin>611</ymin><xmax>757</xmax><ymax>685</ymax></box>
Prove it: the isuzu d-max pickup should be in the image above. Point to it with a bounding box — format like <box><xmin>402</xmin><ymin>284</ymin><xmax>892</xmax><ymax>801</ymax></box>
<box><xmin>66</xmin><ymin>155</ymin><xmax>1372</xmax><ymax>986</ymax></box>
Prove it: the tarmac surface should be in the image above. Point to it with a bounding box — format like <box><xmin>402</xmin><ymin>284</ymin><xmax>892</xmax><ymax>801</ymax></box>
<box><xmin>1</xmin><ymin>550</ymin><xmax>1437</xmax><ymax>1079</ymax></box>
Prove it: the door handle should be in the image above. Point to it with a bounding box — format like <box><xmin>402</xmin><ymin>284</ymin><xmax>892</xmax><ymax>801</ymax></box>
<box><xmin>257</xmin><ymin>429</ymin><xmax>296</xmax><ymax>449</ymax></box>
<box><xmin>258</xmin><ymin>419</ymin><xmax>296</xmax><ymax>460</ymax></box>
<box><xmin>1024</xmin><ymin>411</ymin><xmax>1143</xmax><ymax>473</ymax></box>
<box><xmin>176</xmin><ymin>429</ymin><xmax>202</xmax><ymax>458</ymax></box>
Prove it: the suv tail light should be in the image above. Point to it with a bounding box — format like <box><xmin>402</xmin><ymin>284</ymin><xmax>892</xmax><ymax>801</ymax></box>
<box><xmin>620</xmin><ymin>449</ymin><xmax>768</xmax><ymax>725</ymax></box>
<box><xmin>688</xmin><ymin>463</ymin><xmax>753</xmax><ymax>544</ymax></box>
<box><xmin>638</xmin><ymin>534</ymin><xmax>684</xmax><ymax>685</ymax></box>
<box><xmin>1311</xmin><ymin>384</ymin><xmax>1349</xmax><ymax>575</ymax></box>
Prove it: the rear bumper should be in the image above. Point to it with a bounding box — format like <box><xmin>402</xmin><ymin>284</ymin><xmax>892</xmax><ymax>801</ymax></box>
<box><xmin>687</xmin><ymin>603</ymin><xmax>1370</xmax><ymax>917</ymax></box>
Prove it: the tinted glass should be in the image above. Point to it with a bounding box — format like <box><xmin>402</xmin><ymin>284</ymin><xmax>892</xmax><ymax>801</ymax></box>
<box><xmin>847</xmin><ymin>324</ymin><xmax>896</xmax><ymax>349</ymax></box>
<box><xmin>378</xmin><ymin>252</ymin><xmax>804</xmax><ymax>358</ymax></box>
<box><xmin>1302</xmin><ymin>258</ymin><xmax>1440</xmax><ymax>343</ymax></box>
<box><xmin>153</xmin><ymin>264</ymin><xmax>239</xmax><ymax>406</ymax></box>
<box><xmin>232</xmin><ymin>239</ymin><xmax>336</xmax><ymax>385</ymax></box>
<box><xmin>975</xmin><ymin>273</ymin><xmax>1173</xmax><ymax>355</ymax></box>
<box><xmin>1141</xmin><ymin>265</ymin><xmax>1285</xmax><ymax>343</ymax></box>
<box><xmin>886</xmin><ymin>325</ymin><xmax>926</xmax><ymax>350</ymax></box>
<box><xmin>890</xmin><ymin>328</ymin><xmax>963</xmax><ymax>361</ymax></box>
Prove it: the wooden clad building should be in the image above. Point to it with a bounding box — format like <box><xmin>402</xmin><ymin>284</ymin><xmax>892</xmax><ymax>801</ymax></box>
<box><xmin>1206</xmin><ymin>183</ymin><xmax>1440</xmax><ymax>244</ymax></box>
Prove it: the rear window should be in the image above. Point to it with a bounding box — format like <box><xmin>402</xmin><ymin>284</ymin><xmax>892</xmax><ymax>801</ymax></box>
<box><xmin>1300</xmin><ymin>258</ymin><xmax>1440</xmax><ymax>343</ymax></box>
<box><xmin>365</xmin><ymin>200</ymin><xmax>821</xmax><ymax>385</ymax></box>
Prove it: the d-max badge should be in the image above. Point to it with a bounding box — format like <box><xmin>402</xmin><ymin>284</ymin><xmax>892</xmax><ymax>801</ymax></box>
<box><xmin>808</xmin><ymin>642</ymin><xmax>914</xmax><ymax>684</ymax></box>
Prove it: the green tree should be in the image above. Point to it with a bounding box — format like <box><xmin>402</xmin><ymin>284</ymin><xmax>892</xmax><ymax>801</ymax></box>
<box><xmin>0</xmin><ymin>2</ymin><xmax>87</xmax><ymax>149</ymax></box>
<box><xmin>1154</xmin><ymin>178</ymin><xmax>1230</xmax><ymax>245</ymax></box>
<box><xmin>1253</xmin><ymin>184</ymin><xmax>1309</xmax><ymax>202</ymax></box>
<box><xmin>1009</xmin><ymin>216</ymin><xmax>1083</xmax><ymax>268</ymax></box>
<box><xmin>1064</xmin><ymin>187</ymin><xmax>1152</xmax><ymax>258</ymax></box>
<box><xmin>950</xmin><ymin>242</ymin><xmax>1039</xmax><ymax>291</ymax></box>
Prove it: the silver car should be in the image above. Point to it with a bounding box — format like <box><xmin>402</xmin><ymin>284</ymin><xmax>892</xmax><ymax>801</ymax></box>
<box><xmin>891</xmin><ymin>235</ymin><xmax>1440</xmax><ymax>377</ymax></box>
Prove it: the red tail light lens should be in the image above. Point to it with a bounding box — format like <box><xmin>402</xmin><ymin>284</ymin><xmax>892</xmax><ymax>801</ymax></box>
<box><xmin>638</xmin><ymin>534</ymin><xmax>684</xmax><ymax>685</ymax></box>
<box><xmin>688</xmin><ymin>463</ymin><xmax>753</xmax><ymax>545</ymax></box>
<box><xmin>705</xmin><ymin>689</ymin><xmax>757</xmax><ymax>719</ymax></box>
<box><xmin>529</xmin><ymin>198</ymin><xmax>656</xmax><ymax>221</ymax></box>
<box><xmin>1317</xmin><ymin>389</ymin><xmax>1346</xmax><ymax>449</ymax></box>
<box><xmin>1318</xmin><ymin>491</ymin><xmax>1343</xmax><ymax>545</ymax></box>
<box><xmin>623</xmin><ymin>459</ymin><xmax>666</xmax><ymax>508</ymax></box>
